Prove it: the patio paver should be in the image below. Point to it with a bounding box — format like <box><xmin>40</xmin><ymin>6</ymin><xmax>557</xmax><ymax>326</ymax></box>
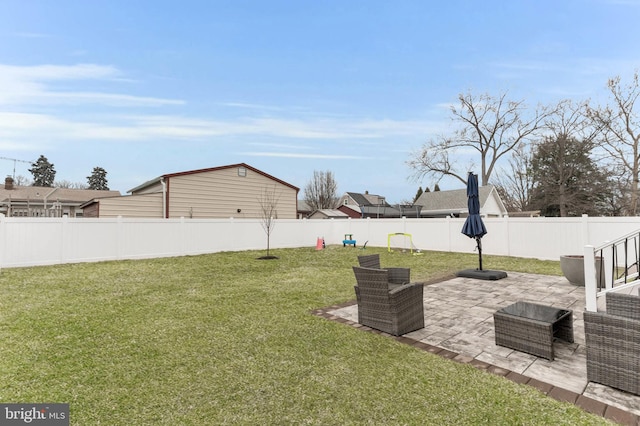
<box><xmin>317</xmin><ymin>272</ymin><xmax>640</xmax><ymax>424</ymax></box>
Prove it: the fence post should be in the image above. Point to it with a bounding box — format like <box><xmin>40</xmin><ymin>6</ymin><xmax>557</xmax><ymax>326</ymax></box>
<box><xmin>60</xmin><ymin>215</ymin><xmax>68</xmax><ymax>264</ymax></box>
<box><xmin>581</xmin><ymin>214</ymin><xmax>590</xmax><ymax>247</ymax></box>
<box><xmin>446</xmin><ymin>216</ymin><xmax>452</xmax><ymax>252</ymax></box>
<box><xmin>116</xmin><ymin>216</ymin><xmax>123</xmax><ymax>260</ymax></box>
<box><xmin>180</xmin><ymin>216</ymin><xmax>186</xmax><ymax>255</ymax></box>
<box><xmin>504</xmin><ymin>215</ymin><xmax>511</xmax><ymax>257</ymax></box>
<box><xmin>584</xmin><ymin>244</ymin><xmax>597</xmax><ymax>312</ymax></box>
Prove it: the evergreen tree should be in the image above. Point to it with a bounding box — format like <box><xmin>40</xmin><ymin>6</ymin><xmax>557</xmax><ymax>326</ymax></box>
<box><xmin>433</xmin><ymin>184</ymin><xmax>441</xmax><ymax>192</ymax></box>
<box><xmin>29</xmin><ymin>155</ymin><xmax>56</xmax><ymax>187</ymax></box>
<box><xmin>87</xmin><ymin>167</ymin><xmax>110</xmax><ymax>190</ymax></box>
<box><xmin>529</xmin><ymin>134</ymin><xmax>612</xmax><ymax>216</ymax></box>
<box><xmin>413</xmin><ymin>186</ymin><xmax>423</xmax><ymax>203</ymax></box>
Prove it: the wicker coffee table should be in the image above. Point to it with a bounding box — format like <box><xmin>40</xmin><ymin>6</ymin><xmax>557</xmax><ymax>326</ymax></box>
<box><xmin>494</xmin><ymin>301</ymin><xmax>573</xmax><ymax>361</ymax></box>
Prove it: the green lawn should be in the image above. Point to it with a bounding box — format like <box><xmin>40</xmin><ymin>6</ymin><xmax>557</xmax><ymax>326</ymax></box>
<box><xmin>0</xmin><ymin>247</ymin><xmax>610</xmax><ymax>425</ymax></box>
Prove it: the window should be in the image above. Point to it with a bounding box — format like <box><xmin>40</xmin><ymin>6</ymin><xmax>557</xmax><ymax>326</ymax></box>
<box><xmin>238</xmin><ymin>167</ymin><xmax>247</xmax><ymax>177</ymax></box>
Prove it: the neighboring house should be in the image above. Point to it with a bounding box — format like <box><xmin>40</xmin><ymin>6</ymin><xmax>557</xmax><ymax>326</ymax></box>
<box><xmin>307</xmin><ymin>209</ymin><xmax>350</xmax><ymax>219</ymax></box>
<box><xmin>297</xmin><ymin>200</ymin><xmax>313</xmax><ymax>219</ymax></box>
<box><xmin>81</xmin><ymin>163</ymin><xmax>299</xmax><ymax>219</ymax></box>
<box><xmin>336</xmin><ymin>191</ymin><xmax>390</xmax><ymax>218</ymax></box>
<box><xmin>414</xmin><ymin>185</ymin><xmax>508</xmax><ymax>218</ymax></box>
<box><xmin>337</xmin><ymin>204</ymin><xmax>362</xmax><ymax>218</ymax></box>
<box><xmin>0</xmin><ymin>177</ymin><xmax>121</xmax><ymax>218</ymax></box>
<box><xmin>335</xmin><ymin>191</ymin><xmax>422</xmax><ymax>218</ymax></box>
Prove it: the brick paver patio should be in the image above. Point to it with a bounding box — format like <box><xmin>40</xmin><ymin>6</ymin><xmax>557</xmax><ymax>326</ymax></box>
<box><xmin>315</xmin><ymin>272</ymin><xmax>640</xmax><ymax>425</ymax></box>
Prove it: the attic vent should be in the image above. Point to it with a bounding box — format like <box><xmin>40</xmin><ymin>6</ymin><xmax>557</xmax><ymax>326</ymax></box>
<box><xmin>238</xmin><ymin>167</ymin><xmax>247</xmax><ymax>177</ymax></box>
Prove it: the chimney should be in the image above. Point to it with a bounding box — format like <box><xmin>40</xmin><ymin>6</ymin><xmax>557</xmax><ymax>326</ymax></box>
<box><xmin>5</xmin><ymin>176</ymin><xmax>14</xmax><ymax>190</ymax></box>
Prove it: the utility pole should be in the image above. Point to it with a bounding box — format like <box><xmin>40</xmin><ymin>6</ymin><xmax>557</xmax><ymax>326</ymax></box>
<box><xmin>0</xmin><ymin>156</ymin><xmax>32</xmax><ymax>179</ymax></box>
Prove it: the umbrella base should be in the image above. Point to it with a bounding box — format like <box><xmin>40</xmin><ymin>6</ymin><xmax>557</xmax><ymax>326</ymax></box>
<box><xmin>456</xmin><ymin>269</ymin><xmax>508</xmax><ymax>280</ymax></box>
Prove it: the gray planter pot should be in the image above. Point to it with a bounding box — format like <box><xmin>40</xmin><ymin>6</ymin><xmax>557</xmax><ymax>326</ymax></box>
<box><xmin>559</xmin><ymin>255</ymin><xmax>604</xmax><ymax>286</ymax></box>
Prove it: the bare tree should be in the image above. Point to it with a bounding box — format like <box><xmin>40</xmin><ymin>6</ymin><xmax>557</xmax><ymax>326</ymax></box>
<box><xmin>13</xmin><ymin>175</ymin><xmax>31</xmax><ymax>186</ymax></box>
<box><xmin>258</xmin><ymin>185</ymin><xmax>280</xmax><ymax>259</ymax></box>
<box><xmin>303</xmin><ymin>170</ymin><xmax>338</xmax><ymax>211</ymax></box>
<box><xmin>493</xmin><ymin>143</ymin><xmax>534</xmax><ymax>212</ymax></box>
<box><xmin>409</xmin><ymin>91</ymin><xmax>556</xmax><ymax>186</ymax></box>
<box><xmin>586</xmin><ymin>71</ymin><xmax>640</xmax><ymax>215</ymax></box>
<box><xmin>545</xmin><ymin>100</ymin><xmax>596</xmax><ymax>141</ymax></box>
<box><xmin>495</xmin><ymin>100</ymin><xmax>610</xmax><ymax>214</ymax></box>
<box><xmin>55</xmin><ymin>180</ymin><xmax>88</xmax><ymax>189</ymax></box>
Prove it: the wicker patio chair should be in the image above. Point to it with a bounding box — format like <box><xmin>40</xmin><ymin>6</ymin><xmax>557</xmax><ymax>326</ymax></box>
<box><xmin>584</xmin><ymin>292</ymin><xmax>640</xmax><ymax>396</ymax></box>
<box><xmin>352</xmin><ymin>266</ymin><xmax>424</xmax><ymax>336</ymax></box>
<box><xmin>357</xmin><ymin>254</ymin><xmax>410</xmax><ymax>285</ymax></box>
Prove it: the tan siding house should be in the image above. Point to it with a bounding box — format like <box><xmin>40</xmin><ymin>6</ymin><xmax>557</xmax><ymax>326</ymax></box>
<box><xmin>82</xmin><ymin>193</ymin><xmax>163</xmax><ymax>218</ymax></box>
<box><xmin>82</xmin><ymin>163</ymin><xmax>299</xmax><ymax>219</ymax></box>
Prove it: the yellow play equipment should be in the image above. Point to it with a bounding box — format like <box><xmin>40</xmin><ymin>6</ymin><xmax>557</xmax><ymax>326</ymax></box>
<box><xmin>387</xmin><ymin>233</ymin><xmax>422</xmax><ymax>255</ymax></box>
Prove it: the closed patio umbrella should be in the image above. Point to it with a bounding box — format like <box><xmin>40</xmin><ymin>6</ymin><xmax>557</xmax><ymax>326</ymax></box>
<box><xmin>457</xmin><ymin>172</ymin><xmax>507</xmax><ymax>280</ymax></box>
<box><xmin>461</xmin><ymin>172</ymin><xmax>487</xmax><ymax>270</ymax></box>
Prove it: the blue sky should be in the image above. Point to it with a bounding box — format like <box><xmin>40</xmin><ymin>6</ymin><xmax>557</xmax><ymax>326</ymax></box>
<box><xmin>0</xmin><ymin>0</ymin><xmax>639</xmax><ymax>203</ymax></box>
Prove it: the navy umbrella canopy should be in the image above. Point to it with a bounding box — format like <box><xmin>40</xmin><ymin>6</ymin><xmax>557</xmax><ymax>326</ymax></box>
<box><xmin>461</xmin><ymin>172</ymin><xmax>487</xmax><ymax>270</ymax></box>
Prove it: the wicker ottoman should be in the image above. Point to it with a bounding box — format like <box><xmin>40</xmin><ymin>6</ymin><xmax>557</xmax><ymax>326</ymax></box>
<box><xmin>494</xmin><ymin>301</ymin><xmax>573</xmax><ymax>361</ymax></box>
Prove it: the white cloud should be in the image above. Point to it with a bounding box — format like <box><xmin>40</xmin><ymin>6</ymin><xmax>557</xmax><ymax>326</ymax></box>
<box><xmin>1</xmin><ymin>112</ymin><xmax>421</xmax><ymax>142</ymax></box>
<box><xmin>240</xmin><ymin>152</ymin><xmax>371</xmax><ymax>160</ymax></box>
<box><xmin>0</xmin><ymin>109</ymin><xmax>440</xmax><ymax>151</ymax></box>
<box><xmin>248</xmin><ymin>142</ymin><xmax>315</xmax><ymax>150</ymax></box>
<box><xmin>0</xmin><ymin>63</ymin><xmax>183</xmax><ymax>107</ymax></box>
<box><xmin>0</xmin><ymin>62</ymin><xmax>441</xmax><ymax>154</ymax></box>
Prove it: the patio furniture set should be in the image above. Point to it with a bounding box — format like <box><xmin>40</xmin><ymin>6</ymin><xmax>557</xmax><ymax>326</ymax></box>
<box><xmin>351</xmin><ymin>256</ymin><xmax>640</xmax><ymax>397</ymax></box>
<box><xmin>584</xmin><ymin>292</ymin><xmax>640</xmax><ymax>396</ymax></box>
<box><xmin>352</xmin><ymin>254</ymin><xmax>424</xmax><ymax>336</ymax></box>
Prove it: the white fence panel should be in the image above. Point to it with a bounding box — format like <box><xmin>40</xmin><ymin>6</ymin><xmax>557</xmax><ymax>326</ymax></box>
<box><xmin>119</xmin><ymin>219</ymin><xmax>182</xmax><ymax>259</ymax></box>
<box><xmin>2</xmin><ymin>215</ymin><xmax>640</xmax><ymax>268</ymax></box>
<box><xmin>2</xmin><ymin>218</ymin><xmax>64</xmax><ymax>266</ymax></box>
<box><xmin>503</xmin><ymin>217</ymin><xmax>585</xmax><ymax>260</ymax></box>
<box><xmin>63</xmin><ymin>218</ymin><xmax>121</xmax><ymax>263</ymax></box>
<box><xmin>586</xmin><ymin>217</ymin><xmax>640</xmax><ymax>250</ymax></box>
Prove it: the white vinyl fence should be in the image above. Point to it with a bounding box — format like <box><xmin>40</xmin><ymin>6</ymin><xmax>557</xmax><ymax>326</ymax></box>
<box><xmin>2</xmin><ymin>215</ymin><xmax>640</xmax><ymax>268</ymax></box>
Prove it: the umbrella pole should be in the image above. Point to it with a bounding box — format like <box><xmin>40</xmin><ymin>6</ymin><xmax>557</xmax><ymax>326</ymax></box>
<box><xmin>476</xmin><ymin>237</ymin><xmax>483</xmax><ymax>271</ymax></box>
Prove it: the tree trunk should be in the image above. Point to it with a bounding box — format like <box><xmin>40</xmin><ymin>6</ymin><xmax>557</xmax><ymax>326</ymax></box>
<box><xmin>559</xmin><ymin>184</ymin><xmax>567</xmax><ymax>217</ymax></box>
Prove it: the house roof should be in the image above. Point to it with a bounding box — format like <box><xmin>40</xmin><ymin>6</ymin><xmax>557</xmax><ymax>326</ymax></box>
<box><xmin>415</xmin><ymin>185</ymin><xmax>505</xmax><ymax>215</ymax></box>
<box><xmin>345</xmin><ymin>192</ymin><xmax>388</xmax><ymax>206</ymax></box>
<box><xmin>0</xmin><ymin>185</ymin><xmax>121</xmax><ymax>205</ymax></box>
<box><xmin>309</xmin><ymin>209</ymin><xmax>350</xmax><ymax>219</ymax></box>
<box><xmin>297</xmin><ymin>200</ymin><xmax>312</xmax><ymax>212</ymax></box>
<box><xmin>337</xmin><ymin>205</ymin><xmax>362</xmax><ymax>218</ymax></box>
<box><xmin>129</xmin><ymin>163</ymin><xmax>299</xmax><ymax>193</ymax></box>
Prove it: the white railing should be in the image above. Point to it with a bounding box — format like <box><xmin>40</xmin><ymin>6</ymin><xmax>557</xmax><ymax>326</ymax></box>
<box><xmin>3</xmin><ymin>215</ymin><xmax>640</xmax><ymax>269</ymax></box>
<box><xmin>585</xmin><ymin>229</ymin><xmax>640</xmax><ymax>312</ymax></box>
